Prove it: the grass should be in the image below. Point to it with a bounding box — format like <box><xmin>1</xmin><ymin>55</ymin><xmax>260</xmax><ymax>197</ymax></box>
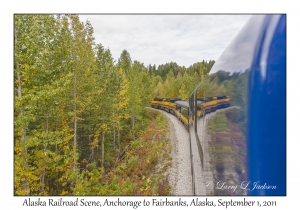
<box><xmin>96</xmin><ymin>110</ymin><xmax>172</xmax><ymax>195</ymax></box>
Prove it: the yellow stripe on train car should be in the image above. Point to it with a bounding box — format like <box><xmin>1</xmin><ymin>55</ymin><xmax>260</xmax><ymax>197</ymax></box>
<box><xmin>197</xmin><ymin>109</ymin><xmax>204</xmax><ymax>117</ymax></box>
<box><xmin>163</xmin><ymin>100</ymin><xmax>171</xmax><ymax>107</ymax></box>
<box><xmin>179</xmin><ymin>113</ymin><xmax>189</xmax><ymax>125</ymax></box>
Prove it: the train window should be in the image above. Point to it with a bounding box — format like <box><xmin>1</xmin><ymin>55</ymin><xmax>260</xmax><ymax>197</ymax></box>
<box><xmin>182</xmin><ymin>108</ymin><xmax>188</xmax><ymax>118</ymax></box>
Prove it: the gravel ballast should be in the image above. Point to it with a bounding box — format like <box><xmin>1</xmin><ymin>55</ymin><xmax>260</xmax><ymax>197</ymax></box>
<box><xmin>156</xmin><ymin>110</ymin><xmax>193</xmax><ymax>195</ymax></box>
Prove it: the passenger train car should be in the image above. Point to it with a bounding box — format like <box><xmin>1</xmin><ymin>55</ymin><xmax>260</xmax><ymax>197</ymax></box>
<box><xmin>150</xmin><ymin>96</ymin><xmax>231</xmax><ymax>127</ymax></box>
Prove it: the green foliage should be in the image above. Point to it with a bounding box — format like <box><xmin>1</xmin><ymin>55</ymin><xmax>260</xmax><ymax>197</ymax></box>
<box><xmin>117</xmin><ymin>50</ymin><xmax>132</xmax><ymax>74</ymax></box>
<box><xmin>14</xmin><ymin>14</ymin><xmax>212</xmax><ymax>196</ymax></box>
<box><xmin>202</xmin><ymin>70</ymin><xmax>249</xmax><ymax>134</ymax></box>
<box><xmin>91</xmin><ymin>111</ymin><xmax>171</xmax><ymax>195</ymax></box>
<box><xmin>150</xmin><ymin>60</ymin><xmax>215</xmax><ymax>99</ymax></box>
<box><xmin>207</xmin><ymin>109</ymin><xmax>247</xmax><ymax>195</ymax></box>
<box><xmin>14</xmin><ymin>14</ymin><xmax>166</xmax><ymax>196</ymax></box>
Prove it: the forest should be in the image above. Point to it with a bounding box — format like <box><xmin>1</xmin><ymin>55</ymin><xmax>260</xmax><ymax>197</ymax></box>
<box><xmin>14</xmin><ymin>14</ymin><xmax>214</xmax><ymax>195</ymax></box>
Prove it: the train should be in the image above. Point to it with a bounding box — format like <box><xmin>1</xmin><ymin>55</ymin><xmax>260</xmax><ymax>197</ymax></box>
<box><xmin>150</xmin><ymin>96</ymin><xmax>230</xmax><ymax>127</ymax></box>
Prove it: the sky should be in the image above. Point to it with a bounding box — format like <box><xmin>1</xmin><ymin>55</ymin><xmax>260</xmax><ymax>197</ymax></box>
<box><xmin>79</xmin><ymin>15</ymin><xmax>251</xmax><ymax>68</ymax></box>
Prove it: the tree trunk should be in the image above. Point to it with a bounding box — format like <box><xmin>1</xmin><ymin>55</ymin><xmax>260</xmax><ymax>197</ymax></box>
<box><xmin>113</xmin><ymin>107</ymin><xmax>116</xmax><ymax>153</ymax></box>
<box><xmin>55</xmin><ymin>121</ymin><xmax>59</xmax><ymax>192</ymax></box>
<box><xmin>101</xmin><ymin>106</ymin><xmax>105</xmax><ymax>168</ymax></box>
<box><xmin>40</xmin><ymin>168</ymin><xmax>45</xmax><ymax>195</ymax></box>
<box><xmin>73</xmin><ymin>75</ymin><xmax>77</xmax><ymax>169</ymax></box>
<box><xmin>113</xmin><ymin>130</ymin><xmax>116</xmax><ymax>153</ymax></box>
<box><xmin>17</xmin><ymin>71</ymin><xmax>25</xmax><ymax>143</ymax></box>
<box><xmin>118</xmin><ymin>121</ymin><xmax>120</xmax><ymax>151</ymax></box>
<box><xmin>89</xmin><ymin>125</ymin><xmax>94</xmax><ymax>162</ymax></box>
<box><xmin>39</xmin><ymin>110</ymin><xmax>49</xmax><ymax>195</ymax></box>
<box><xmin>132</xmin><ymin>108</ymin><xmax>135</xmax><ymax>140</ymax></box>
<box><xmin>16</xmin><ymin>60</ymin><xmax>30</xmax><ymax>195</ymax></box>
<box><xmin>117</xmin><ymin>102</ymin><xmax>121</xmax><ymax>150</ymax></box>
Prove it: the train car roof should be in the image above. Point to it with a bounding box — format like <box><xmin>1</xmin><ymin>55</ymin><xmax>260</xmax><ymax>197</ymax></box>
<box><xmin>174</xmin><ymin>101</ymin><xmax>189</xmax><ymax>108</ymax></box>
<box><xmin>153</xmin><ymin>98</ymin><xmax>164</xmax><ymax>101</ymax></box>
<box><xmin>197</xmin><ymin>98</ymin><xmax>205</xmax><ymax>101</ymax></box>
<box><xmin>169</xmin><ymin>98</ymin><xmax>182</xmax><ymax>102</ymax></box>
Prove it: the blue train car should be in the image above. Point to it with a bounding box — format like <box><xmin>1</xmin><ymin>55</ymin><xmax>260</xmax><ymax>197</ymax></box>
<box><xmin>189</xmin><ymin>15</ymin><xmax>286</xmax><ymax>195</ymax></box>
